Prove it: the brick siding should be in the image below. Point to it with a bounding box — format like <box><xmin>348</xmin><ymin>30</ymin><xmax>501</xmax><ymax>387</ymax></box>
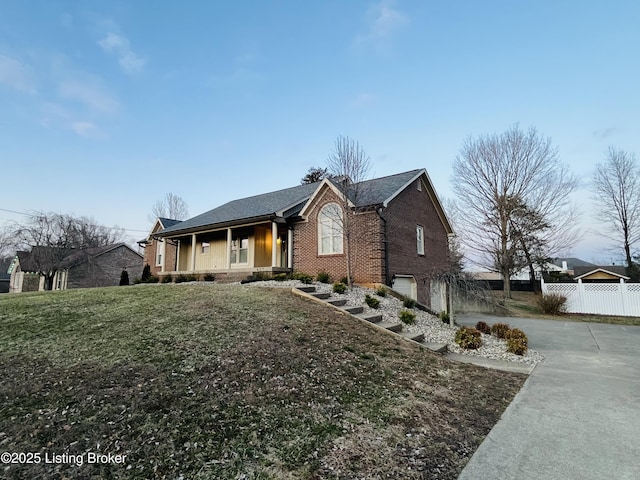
<box><xmin>382</xmin><ymin>177</ymin><xmax>449</xmax><ymax>305</ymax></box>
<box><xmin>68</xmin><ymin>246</ymin><xmax>143</xmax><ymax>288</ymax></box>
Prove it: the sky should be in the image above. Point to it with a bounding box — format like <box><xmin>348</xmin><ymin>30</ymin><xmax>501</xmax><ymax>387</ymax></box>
<box><xmin>1</xmin><ymin>0</ymin><xmax>639</xmax><ymax>265</ymax></box>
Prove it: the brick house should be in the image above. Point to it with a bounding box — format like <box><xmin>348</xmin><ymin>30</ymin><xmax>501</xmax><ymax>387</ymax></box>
<box><xmin>139</xmin><ymin>217</ymin><xmax>181</xmax><ymax>276</ymax></box>
<box><xmin>154</xmin><ymin>169</ymin><xmax>453</xmax><ymax>307</ymax></box>
<box><xmin>9</xmin><ymin>243</ymin><xmax>143</xmax><ymax>293</ymax></box>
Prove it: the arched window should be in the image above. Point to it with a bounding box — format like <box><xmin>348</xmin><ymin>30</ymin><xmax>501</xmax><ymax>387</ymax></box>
<box><xmin>318</xmin><ymin>203</ymin><xmax>344</xmax><ymax>255</ymax></box>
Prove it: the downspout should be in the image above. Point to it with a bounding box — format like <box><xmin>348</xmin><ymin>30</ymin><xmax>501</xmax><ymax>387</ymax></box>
<box><xmin>376</xmin><ymin>206</ymin><xmax>390</xmax><ymax>286</ymax></box>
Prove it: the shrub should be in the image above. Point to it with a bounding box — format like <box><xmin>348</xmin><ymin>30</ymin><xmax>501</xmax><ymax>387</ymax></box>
<box><xmin>537</xmin><ymin>293</ymin><xmax>567</xmax><ymax>315</ymax></box>
<box><xmin>273</xmin><ymin>273</ymin><xmax>289</xmax><ymax>281</ymax></box>
<box><xmin>332</xmin><ymin>282</ymin><xmax>347</xmax><ymax>294</ymax></box>
<box><xmin>375</xmin><ymin>286</ymin><xmax>387</xmax><ymax>297</ymax></box>
<box><xmin>203</xmin><ymin>273</ymin><xmax>216</xmax><ymax>282</ymax></box>
<box><xmin>491</xmin><ymin>322</ymin><xmax>511</xmax><ymax>339</ymax></box>
<box><xmin>364</xmin><ymin>294</ymin><xmax>380</xmax><ymax>309</ymax></box>
<box><xmin>476</xmin><ymin>321</ymin><xmax>491</xmax><ymax>334</ymax></box>
<box><xmin>455</xmin><ymin>327</ymin><xmax>482</xmax><ymax>350</ymax></box>
<box><xmin>506</xmin><ymin>328</ymin><xmax>528</xmax><ymax>355</ymax></box>
<box><xmin>439</xmin><ymin>311</ymin><xmax>450</xmax><ymax>324</ymax></box>
<box><xmin>146</xmin><ymin>275</ymin><xmax>159</xmax><ymax>284</ymax></box>
<box><xmin>316</xmin><ymin>271</ymin><xmax>331</xmax><ymax>283</ymax></box>
<box><xmin>175</xmin><ymin>274</ymin><xmax>197</xmax><ymax>283</ymax></box>
<box><xmin>161</xmin><ymin>275</ymin><xmax>173</xmax><ymax>284</ymax></box>
<box><xmin>293</xmin><ymin>272</ymin><xmax>313</xmax><ymax>284</ymax></box>
<box><xmin>403</xmin><ymin>297</ymin><xmax>417</xmax><ymax>308</ymax></box>
<box><xmin>119</xmin><ymin>270</ymin><xmax>130</xmax><ymax>286</ymax></box>
<box><xmin>340</xmin><ymin>276</ymin><xmax>350</xmax><ymax>285</ymax></box>
<box><xmin>399</xmin><ymin>309</ymin><xmax>416</xmax><ymax>325</ymax></box>
<box><xmin>141</xmin><ymin>264</ymin><xmax>152</xmax><ymax>282</ymax></box>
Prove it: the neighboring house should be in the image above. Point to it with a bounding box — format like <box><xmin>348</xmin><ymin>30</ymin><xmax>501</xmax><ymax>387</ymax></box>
<box><xmin>9</xmin><ymin>243</ymin><xmax>143</xmax><ymax>293</ymax></box>
<box><xmin>0</xmin><ymin>258</ymin><xmax>11</xmax><ymax>293</ymax></box>
<box><xmin>573</xmin><ymin>266</ymin><xmax>630</xmax><ymax>283</ymax></box>
<box><xmin>155</xmin><ymin>169</ymin><xmax>454</xmax><ymax>306</ymax></box>
<box><xmin>139</xmin><ymin>217</ymin><xmax>182</xmax><ymax>275</ymax></box>
<box><xmin>551</xmin><ymin>257</ymin><xmax>597</xmax><ymax>276</ymax></box>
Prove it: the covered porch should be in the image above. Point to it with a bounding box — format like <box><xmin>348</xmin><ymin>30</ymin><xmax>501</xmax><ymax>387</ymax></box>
<box><xmin>159</xmin><ymin>220</ymin><xmax>293</xmax><ymax>277</ymax></box>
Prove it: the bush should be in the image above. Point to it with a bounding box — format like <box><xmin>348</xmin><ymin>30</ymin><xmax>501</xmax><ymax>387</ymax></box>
<box><xmin>332</xmin><ymin>282</ymin><xmax>347</xmax><ymax>294</ymax></box>
<box><xmin>203</xmin><ymin>273</ymin><xmax>216</xmax><ymax>282</ymax></box>
<box><xmin>119</xmin><ymin>270</ymin><xmax>130</xmax><ymax>286</ymax></box>
<box><xmin>364</xmin><ymin>294</ymin><xmax>380</xmax><ymax>309</ymax></box>
<box><xmin>340</xmin><ymin>276</ymin><xmax>350</xmax><ymax>285</ymax></box>
<box><xmin>455</xmin><ymin>327</ymin><xmax>482</xmax><ymax>350</ymax></box>
<box><xmin>293</xmin><ymin>272</ymin><xmax>313</xmax><ymax>284</ymax></box>
<box><xmin>476</xmin><ymin>321</ymin><xmax>491</xmax><ymax>334</ymax></box>
<box><xmin>375</xmin><ymin>286</ymin><xmax>387</xmax><ymax>297</ymax></box>
<box><xmin>537</xmin><ymin>293</ymin><xmax>567</xmax><ymax>315</ymax></box>
<box><xmin>316</xmin><ymin>271</ymin><xmax>331</xmax><ymax>283</ymax></box>
<box><xmin>439</xmin><ymin>311</ymin><xmax>450</xmax><ymax>324</ymax></box>
<box><xmin>175</xmin><ymin>274</ymin><xmax>197</xmax><ymax>283</ymax></box>
<box><xmin>399</xmin><ymin>309</ymin><xmax>416</xmax><ymax>325</ymax></box>
<box><xmin>161</xmin><ymin>275</ymin><xmax>173</xmax><ymax>284</ymax></box>
<box><xmin>403</xmin><ymin>297</ymin><xmax>417</xmax><ymax>308</ymax></box>
<box><xmin>273</xmin><ymin>273</ymin><xmax>289</xmax><ymax>281</ymax></box>
<box><xmin>506</xmin><ymin>328</ymin><xmax>528</xmax><ymax>355</ymax></box>
<box><xmin>141</xmin><ymin>264</ymin><xmax>152</xmax><ymax>282</ymax></box>
<box><xmin>491</xmin><ymin>322</ymin><xmax>511</xmax><ymax>339</ymax></box>
<box><xmin>146</xmin><ymin>275</ymin><xmax>159</xmax><ymax>284</ymax></box>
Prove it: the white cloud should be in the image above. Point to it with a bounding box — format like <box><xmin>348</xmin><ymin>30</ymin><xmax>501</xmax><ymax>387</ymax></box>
<box><xmin>0</xmin><ymin>55</ymin><xmax>36</xmax><ymax>94</ymax></box>
<box><xmin>72</xmin><ymin>121</ymin><xmax>103</xmax><ymax>139</ymax></box>
<box><xmin>98</xmin><ymin>32</ymin><xmax>145</xmax><ymax>74</ymax></box>
<box><xmin>58</xmin><ymin>78</ymin><xmax>120</xmax><ymax>114</ymax></box>
<box><xmin>353</xmin><ymin>0</ymin><xmax>409</xmax><ymax>52</ymax></box>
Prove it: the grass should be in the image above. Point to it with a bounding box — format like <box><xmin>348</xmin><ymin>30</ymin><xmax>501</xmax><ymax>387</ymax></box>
<box><xmin>496</xmin><ymin>290</ymin><xmax>640</xmax><ymax>326</ymax></box>
<box><xmin>0</xmin><ymin>284</ymin><xmax>525</xmax><ymax>479</ymax></box>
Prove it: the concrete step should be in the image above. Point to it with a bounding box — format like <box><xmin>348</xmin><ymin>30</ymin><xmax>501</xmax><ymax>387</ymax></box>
<box><xmin>378</xmin><ymin>321</ymin><xmax>403</xmax><ymax>333</ymax></box>
<box><xmin>401</xmin><ymin>331</ymin><xmax>425</xmax><ymax>343</ymax></box>
<box><xmin>424</xmin><ymin>343</ymin><xmax>448</xmax><ymax>354</ymax></box>
<box><xmin>311</xmin><ymin>292</ymin><xmax>331</xmax><ymax>300</ymax></box>
<box><xmin>296</xmin><ymin>286</ymin><xmax>316</xmax><ymax>293</ymax></box>
<box><xmin>356</xmin><ymin>312</ymin><xmax>383</xmax><ymax>323</ymax></box>
<box><xmin>327</xmin><ymin>299</ymin><xmax>347</xmax><ymax>307</ymax></box>
<box><xmin>342</xmin><ymin>306</ymin><xmax>364</xmax><ymax>315</ymax></box>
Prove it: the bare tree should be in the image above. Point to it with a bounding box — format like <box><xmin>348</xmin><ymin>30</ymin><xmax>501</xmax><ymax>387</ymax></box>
<box><xmin>151</xmin><ymin>193</ymin><xmax>189</xmax><ymax>221</ymax></box>
<box><xmin>301</xmin><ymin>166</ymin><xmax>331</xmax><ymax>184</ymax></box>
<box><xmin>452</xmin><ymin>125</ymin><xmax>579</xmax><ymax>298</ymax></box>
<box><xmin>326</xmin><ymin>136</ymin><xmax>372</xmax><ymax>287</ymax></box>
<box><xmin>9</xmin><ymin>212</ymin><xmax>126</xmax><ymax>290</ymax></box>
<box><xmin>592</xmin><ymin>147</ymin><xmax>640</xmax><ymax>279</ymax></box>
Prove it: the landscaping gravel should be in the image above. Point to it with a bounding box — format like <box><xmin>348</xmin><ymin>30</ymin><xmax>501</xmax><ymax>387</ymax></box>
<box><xmin>244</xmin><ymin>280</ymin><xmax>545</xmax><ymax>366</ymax></box>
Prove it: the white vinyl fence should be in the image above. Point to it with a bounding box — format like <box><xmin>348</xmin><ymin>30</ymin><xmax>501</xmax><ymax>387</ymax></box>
<box><xmin>541</xmin><ymin>278</ymin><xmax>640</xmax><ymax>317</ymax></box>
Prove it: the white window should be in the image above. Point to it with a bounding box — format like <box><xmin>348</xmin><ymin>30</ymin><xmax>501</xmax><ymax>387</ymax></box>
<box><xmin>318</xmin><ymin>203</ymin><xmax>344</xmax><ymax>255</ymax></box>
<box><xmin>201</xmin><ymin>241</ymin><xmax>210</xmax><ymax>254</ymax></box>
<box><xmin>156</xmin><ymin>239</ymin><xmax>165</xmax><ymax>266</ymax></box>
<box><xmin>230</xmin><ymin>236</ymin><xmax>249</xmax><ymax>264</ymax></box>
<box><xmin>417</xmin><ymin>225</ymin><xmax>425</xmax><ymax>255</ymax></box>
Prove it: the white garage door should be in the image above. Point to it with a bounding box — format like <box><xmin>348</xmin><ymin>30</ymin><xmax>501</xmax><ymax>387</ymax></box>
<box><xmin>393</xmin><ymin>275</ymin><xmax>417</xmax><ymax>300</ymax></box>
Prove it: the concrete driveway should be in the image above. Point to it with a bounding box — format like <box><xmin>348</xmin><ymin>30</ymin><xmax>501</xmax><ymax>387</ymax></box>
<box><xmin>455</xmin><ymin>314</ymin><xmax>640</xmax><ymax>480</ymax></box>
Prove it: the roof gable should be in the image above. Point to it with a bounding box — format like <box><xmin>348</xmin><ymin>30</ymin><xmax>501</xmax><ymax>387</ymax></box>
<box><xmin>574</xmin><ymin>267</ymin><xmax>630</xmax><ymax>281</ymax></box>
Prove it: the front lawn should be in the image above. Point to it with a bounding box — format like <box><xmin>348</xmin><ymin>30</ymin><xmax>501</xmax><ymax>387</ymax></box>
<box><xmin>0</xmin><ymin>284</ymin><xmax>525</xmax><ymax>479</ymax></box>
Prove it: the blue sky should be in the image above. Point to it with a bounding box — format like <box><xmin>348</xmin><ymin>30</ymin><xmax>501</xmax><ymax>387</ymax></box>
<box><xmin>1</xmin><ymin>0</ymin><xmax>638</xmax><ymax>263</ymax></box>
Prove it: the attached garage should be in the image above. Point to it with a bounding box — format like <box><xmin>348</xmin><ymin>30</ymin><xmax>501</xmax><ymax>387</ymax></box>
<box><xmin>392</xmin><ymin>275</ymin><xmax>417</xmax><ymax>300</ymax></box>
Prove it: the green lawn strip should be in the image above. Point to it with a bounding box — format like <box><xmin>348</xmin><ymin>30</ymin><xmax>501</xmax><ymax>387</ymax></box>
<box><xmin>0</xmin><ymin>285</ymin><xmax>525</xmax><ymax>479</ymax></box>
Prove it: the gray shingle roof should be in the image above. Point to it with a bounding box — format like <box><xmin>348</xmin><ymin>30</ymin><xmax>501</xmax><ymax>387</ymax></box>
<box><xmin>159</xmin><ymin>169</ymin><xmax>425</xmax><ymax>236</ymax></box>
<box><xmin>160</xmin><ymin>182</ymin><xmax>321</xmax><ymax>235</ymax></box>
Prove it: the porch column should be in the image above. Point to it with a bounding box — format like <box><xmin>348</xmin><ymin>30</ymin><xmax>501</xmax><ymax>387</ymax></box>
<box><xmin>176</xmin><ymin>240</ymin><xmax>181</xmax><ymax>271</ymax></box>
<box><xmin>226</xmin><ymin>228</ymin><xmax>232</xmax><ymax>268</ymax></box>
<box><xmin>287</xmin><ymin>227</ymin><xmax>293</xmax><ymax>268</ymax></box>
<box><xmin>272</xmin><ymin>222</ymin><xmax>278</xmax><ymax>267</ymax></box>
<box><xmin>191</xmin><ymin>234</ymin><xmax>197</xmax><ymax>271</ymax></box>
<box><xmin>160</xmin><ymin>240</ymin><xmax>166</xmax><ymax>273</ymax></box>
